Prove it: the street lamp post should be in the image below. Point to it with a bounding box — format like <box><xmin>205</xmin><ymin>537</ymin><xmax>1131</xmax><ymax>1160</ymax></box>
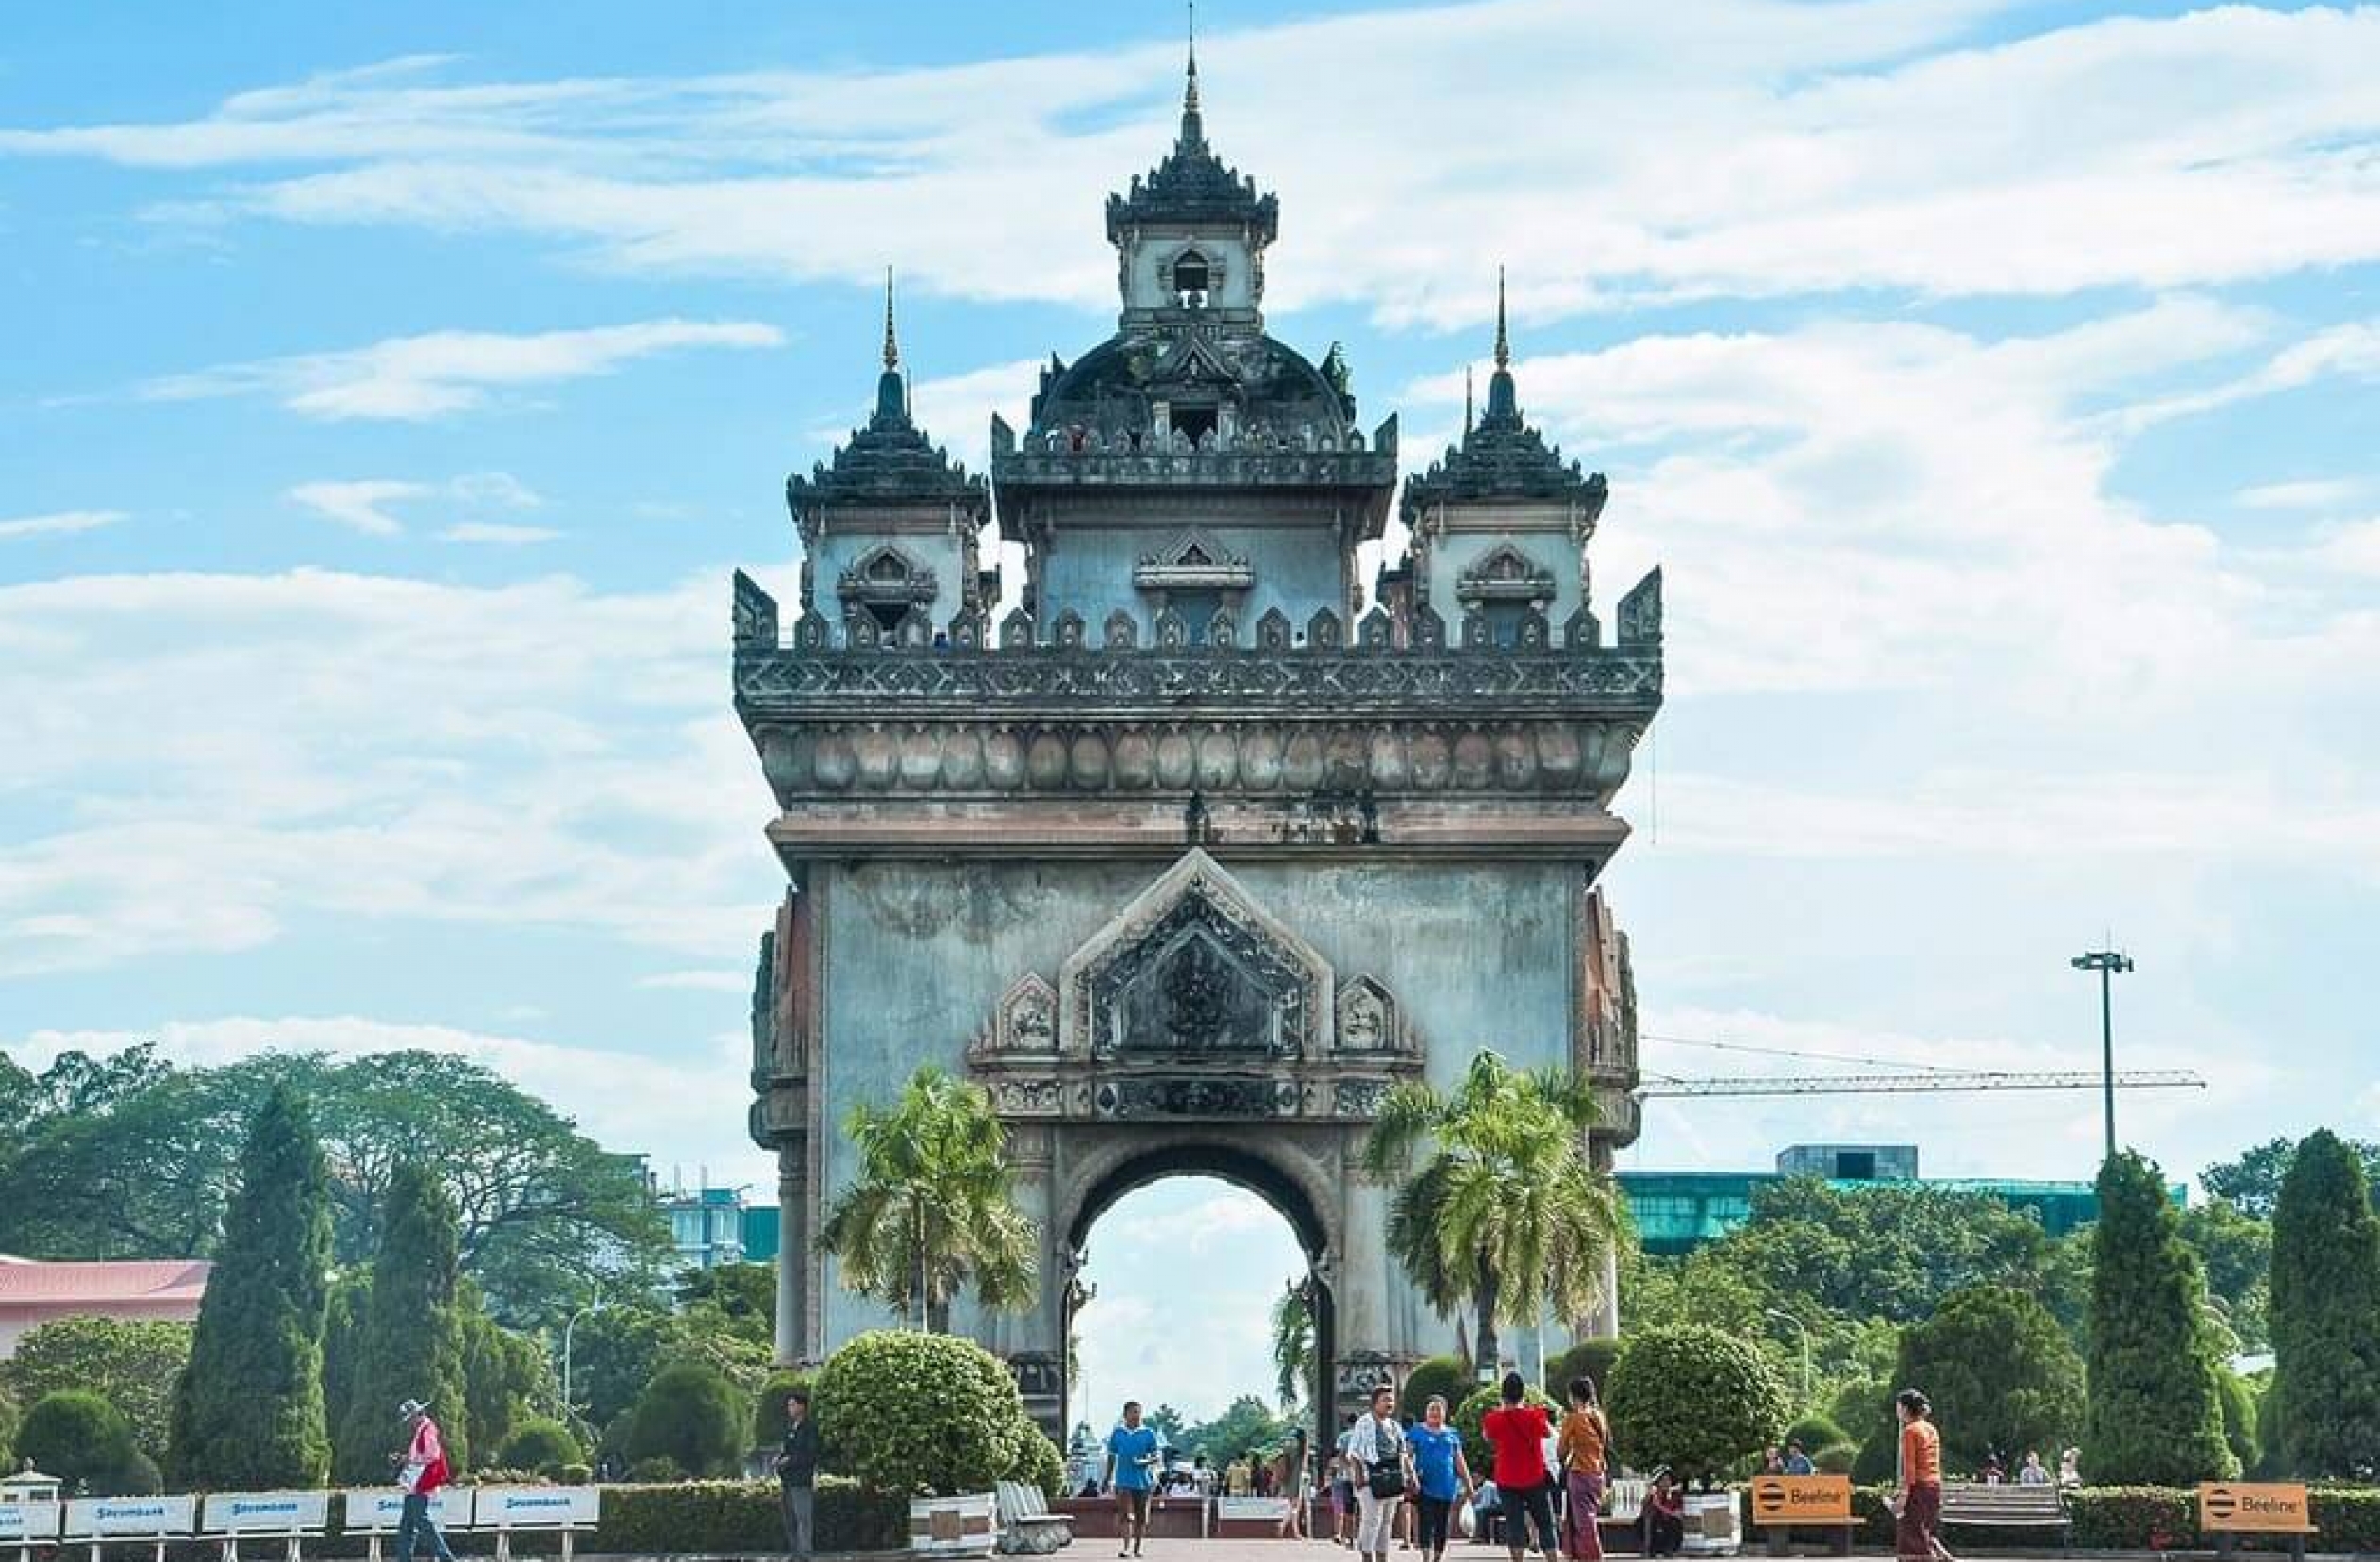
<box><xmin>561</xmin><ymin>1289</ymin><xmax>605</xmax><ymax>1418</ymax></box>
<box><xmin>1765</xmin><ymin>1307</ymin><xmax>1811</xmax><ymax>1406</ymax></box>
<box><xmin>2070</xmin><ymin>949</ymin><xmax>2136</xmax><ymax>1164</ymax></box>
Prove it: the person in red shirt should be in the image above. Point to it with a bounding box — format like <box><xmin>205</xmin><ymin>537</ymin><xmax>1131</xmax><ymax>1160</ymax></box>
<box><xmin>1479</xmin><ymin>1373</ymin><xmax>1557</xmax><ymax>1562</ymax></box>
<box><xmin>1892</xmin><ymin>1389</ymin><xmax>1956</xmax><ymax>1562</ymax></box>
<box><xmin>392</xmin><ymin>1398</ymin><xmax>457</xmax><ymax>1562</ymax></box>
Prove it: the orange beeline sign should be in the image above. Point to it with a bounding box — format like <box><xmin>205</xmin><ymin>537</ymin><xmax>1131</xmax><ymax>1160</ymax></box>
<box><xmin>1750</xmin><ymin>1476</ymin><xmax>1854</xmax><ymax>1524</ymax></box>
<box><xmin>2197</xmin><ymin>1483</ymin><xmax>2315</xmax><ymax>1534</ymax></box>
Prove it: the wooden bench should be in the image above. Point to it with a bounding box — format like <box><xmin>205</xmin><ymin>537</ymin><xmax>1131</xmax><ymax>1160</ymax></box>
<box><xmin>994</xmin><ymin>1481</ymin><xmax>1074</xmax><ymax>1555</ymax></box>
<box><xmin>1939</xmin><ymin>1483</ymin><xmax>2069</xmax><ymax>1554</ymax></box>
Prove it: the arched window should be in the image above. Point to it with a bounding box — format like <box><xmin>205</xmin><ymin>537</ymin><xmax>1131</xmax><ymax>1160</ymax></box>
<box><xmin>1172</xmin><ymin>249</ymin><xmax>1210</xmax><ymax>302</ymax></box>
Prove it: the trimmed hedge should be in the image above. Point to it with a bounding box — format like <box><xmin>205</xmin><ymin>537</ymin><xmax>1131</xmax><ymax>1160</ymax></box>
<box><xmin>1399</xmin><ymin>1355</ymin><xmax>1473</xmax><ymax>1423</ymax></box>
<box><xmin>2067</xmin><ymin>1485</ymin><xmax>2380</xmax><ymax>1553</ymax></box>
<box><xmin>589</xmin><ymin>1476</ymin><xmax>906</xmax><ymax>1554</ymax></box>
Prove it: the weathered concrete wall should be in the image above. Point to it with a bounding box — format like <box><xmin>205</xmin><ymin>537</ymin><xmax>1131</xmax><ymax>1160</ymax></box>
<box><xmin>810</xmin><ymin>855</ymin><xmax>1578</xmax><ymax>1356</ymax></box>
<box><xmin>1035</xmin><ymin>525</ymin><xmax>1350</xmax><ymax>636</ymax></box>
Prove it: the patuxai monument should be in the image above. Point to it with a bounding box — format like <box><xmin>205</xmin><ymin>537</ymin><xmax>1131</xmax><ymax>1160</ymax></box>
<box><xmin>735</xmin><ymin>45</ymin><xmax>1663</xmax><ymax>1442</ymax></box>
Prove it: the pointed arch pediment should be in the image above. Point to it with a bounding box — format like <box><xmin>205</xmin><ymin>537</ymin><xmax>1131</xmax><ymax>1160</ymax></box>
<box><xmin>1456</xmin><ymin>541</ymin><xmax>1556</xmax><ymax>605</ymax></box>
<box><xmin>1135</xmin><ymin>529</ymin><xmax>1256</xmax><ymax>592</ymax></box>
<box><xmin>1058</xmin><ymin>849</ymin><xmax>1333</xmax><ymax>1061</ymax></box>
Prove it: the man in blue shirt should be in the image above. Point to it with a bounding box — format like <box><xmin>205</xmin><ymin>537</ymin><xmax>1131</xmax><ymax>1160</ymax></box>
<box><xmin>1105</xmin><ymin>1400</ymin><xmax>1161</xmax><ymax>1559</ymax></box>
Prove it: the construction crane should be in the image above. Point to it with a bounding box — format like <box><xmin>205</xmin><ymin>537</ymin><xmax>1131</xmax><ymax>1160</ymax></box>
<box><xmin>1638</xmin><ymin>1067</ymin><xmax>2205</xmax><ymax>1099</ymax></box>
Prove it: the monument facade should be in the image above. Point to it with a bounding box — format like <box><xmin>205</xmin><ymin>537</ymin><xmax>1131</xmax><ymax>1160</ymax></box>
<box><xmin>736</xmin><ymin>46</ymin><xmax>1662</xmax><ymax>1439</ymax></box>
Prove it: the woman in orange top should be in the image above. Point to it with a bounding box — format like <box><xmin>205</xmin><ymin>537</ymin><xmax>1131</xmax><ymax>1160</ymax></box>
<box><xmin>1893</xmin><ymin>1389</ymin><xmax>1957</xmax><ymax>1562</ymax></box>
<box><xmin>1556</xmin><ymin>1376</ymin><xmax>1609</xmax><ymax>1561</ymax></box>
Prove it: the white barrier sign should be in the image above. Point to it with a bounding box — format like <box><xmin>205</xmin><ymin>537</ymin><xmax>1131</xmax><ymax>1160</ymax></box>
<box><xmin>0</xmin><ymin>1504</ymin><xmax>62</xmax><ymax>1544</ymax></box>
<box><xmin>65</xmin><ymin>1496</ymin><xmax>198</xmax><ymax>1538</ymax></box>
<box><xmin>1216</xmin><ymin>1497</ymin><xmax>1290</xmax><ymax>1521</ymax></box>
<box><xmin>340</xmin><ymin>1490</ymin><xmax>473</xmax><ymax>1534</ymax></box>
<box><xmin>474</xmin><ymin>1488</ymin><xmax>598</xmax><ymax>1529</ymax></box>
<box><xmin>204</xmin><ymin>1493</ymin><xmax>331</xmax><ymax>1536</ymax></box>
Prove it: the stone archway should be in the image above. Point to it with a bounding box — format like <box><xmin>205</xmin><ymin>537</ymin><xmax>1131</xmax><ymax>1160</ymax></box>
<box><xmin>960</xmin><ymin>851</ymin><xmax>1426</xmax><ymax>1441</ymax></box>
<box><xmin>1057</xmin><ymin>1137</ymin><xmax>1341</xmax><ymax>1455</ymax></box>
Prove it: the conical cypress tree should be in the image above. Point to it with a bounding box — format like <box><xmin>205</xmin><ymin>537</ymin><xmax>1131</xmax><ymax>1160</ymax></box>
<box><xmin>334</xmin><ymin>1163</ymin><xmax>470</xmax><ymax>1481</ymax></box>
<box><xmin>2269</xmin><ymin>1129</ymin><xmax>2380</xmax><ymax>1476</ymax></box>
<box><xmin>169</xmin><ymin>1086</ymin><xmax>334</xmax><ymax>1488</ymax></box>
<box><xmin>2084</xmin><ymin>1151</ymin><xmax>2236</xmax><ymax>1483</ymax></box>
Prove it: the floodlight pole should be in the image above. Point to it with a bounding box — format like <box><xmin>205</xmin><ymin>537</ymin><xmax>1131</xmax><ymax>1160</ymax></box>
<box><xmin>2070</xmin><ymin>949</ymin><xmax>2135</xmax><ymax>1164</ymax></box>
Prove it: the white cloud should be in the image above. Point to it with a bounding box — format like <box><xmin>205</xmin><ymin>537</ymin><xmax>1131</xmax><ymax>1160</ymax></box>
<box><xmin>9</xmin><ymin>4</ymin><xmax>2380</xmax><ymax>321</ymax></box>
<box><xmin>2236</xmin><ymin>477</ymin><xmax>2364</xmax><ymax>512</ymax></box>
<box><xmin>0</xmin><ymin>509</ymin><xmax>127</xmax><ymax>540</ymax></box>
<box><xmin>0</xmin><ymin>566</ymin><xmax>789</xmax><ymax>977</ymax></box>
<box><xmin>5</xmin><ymin>1015</ymin><xmax>772</xmax><ymax>1188</ymax></box>
<box><xmin>637</xmin><ymin>969</ymin><xmax>754</xmax><ymax>993</ymax></box>
<box><xmin>287</xmin><ymin>479</ymin><xmax>424</xmax><ymax>535</ymax></box>
<box><xmin>143</xmin><ymin>318</ymin><xmax>784</xmax><ymax>421</ymax></box>
<box><xmin>288</xmin><ymin>470</ymin><xmax>544</xmax><ymax>537</ymax></box>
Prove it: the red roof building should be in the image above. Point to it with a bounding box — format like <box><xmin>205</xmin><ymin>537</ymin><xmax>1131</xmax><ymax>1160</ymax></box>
<box><xmin>0</xmin><ymin>1257</ymin><xmax>211</xmax><ymax>1356</ymax></box>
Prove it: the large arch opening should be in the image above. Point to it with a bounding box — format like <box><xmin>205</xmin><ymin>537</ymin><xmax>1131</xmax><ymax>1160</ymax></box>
<box><xmin>1063</xmin><ymin>1144</ymin><xmax>1338</xmax><ymax>1494</ymax></box>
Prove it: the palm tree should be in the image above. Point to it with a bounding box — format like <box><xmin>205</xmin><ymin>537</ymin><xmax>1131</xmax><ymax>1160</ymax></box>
<box><xmin>1271</xmin><ymin>1276</ymin><xmax>1316</xmax><ymax>1409</ymax></box>
<box><xmin>1361</xmin><ymin>1049</ymin><xmax>1622</xmax><ymax>1371</ymax></box>
<box><xmin>818</xmin><ymin>1064</ymin><xmax>1039</xmax><ymax>1331</ymax></box>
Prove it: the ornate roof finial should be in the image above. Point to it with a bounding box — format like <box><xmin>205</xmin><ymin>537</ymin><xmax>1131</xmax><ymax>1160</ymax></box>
<box><xmin>1465</xmin><ymin>364</ymin><xmax>1474</xmax><ymax>432</ymax></box>
<box><xmin>873</xmin><ymin>266</ymin><xmax>907</xmax><ymax>426</ymax></box>
<box><xmin>1493</xmin><ymin>265</ymin><xmax>1510</xmax><ymax>371</ymax></box>
<box><xmin>1179</xmin><ymin>0</ymin><xmax>1206</xmax><ymax>144</ymax></box>
<box><xmin>881</xmin><ymin>265</ymin><xmax>900</xmax><ymax>372</ymax></box>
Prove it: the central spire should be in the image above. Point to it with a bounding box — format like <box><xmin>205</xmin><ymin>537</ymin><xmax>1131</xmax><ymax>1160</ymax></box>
<box><xmin>874</xmin><ymin>267</ymin><xmax>907</xmax><ymax>425</ymax></box>
<box><xmin>1486</xmin><ymin>266</ymin><xmax>1520</xmax><ymax>423</ymax></box>
<box><xmin>1180</xmin><ymin>0</ymin><xmax>1205</xmax><ymax>145</ymax></box>
<box><xmin>1493</xmin><ymin>266</ymin><xmax>1511</xmax><ymax>370</ymax></box>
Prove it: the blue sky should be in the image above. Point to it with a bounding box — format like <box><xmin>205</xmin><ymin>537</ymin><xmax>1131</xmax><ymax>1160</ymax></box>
<box><xmin>5</xmin><ymin>0</ymin><xmax>2379</xmax><ymax>1418</ymax></box>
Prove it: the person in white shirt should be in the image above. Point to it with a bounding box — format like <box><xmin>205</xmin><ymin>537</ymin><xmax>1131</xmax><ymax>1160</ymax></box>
<box><xmin>1346</xmin><ymin>1384</ymin><xmax>1415</xmax><ymax>1562</ymax></box>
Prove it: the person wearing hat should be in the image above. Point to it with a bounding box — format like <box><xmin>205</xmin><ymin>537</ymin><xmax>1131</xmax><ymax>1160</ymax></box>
<box><xmin>393</xmin><ymin>1399</ymin><xmax>457</xmax><ymax>1562</ymax></box>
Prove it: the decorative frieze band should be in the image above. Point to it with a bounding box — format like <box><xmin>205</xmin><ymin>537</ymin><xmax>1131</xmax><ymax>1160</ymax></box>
<box><xmin>748</xmin><ymin>715</ymin><xmax>1645</xmax><ymax>802</ymax></box>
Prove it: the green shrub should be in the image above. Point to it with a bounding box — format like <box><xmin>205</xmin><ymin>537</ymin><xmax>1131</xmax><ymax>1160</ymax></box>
<box><xmin>1812</xmin><ymin>1441</ymin><xmax>1858</xmax><ymax>1474</ymax></box>
<box><xmin>626</xmin><ymin>1454</ymin><xmax>687</xmax><ymax>1484</ymax></box>
<box><xmin>590</xmin><ymin>1476</ymin><xmax>905</xmax><ymax>1554</ymax></box>
<box><xmin>625</xmin><ymin>1362</ymin><xmax>745</xmax><ymax>1478</ymax></box>
<box><xmin>1606</xmin><ymin>1324</ymin><xmax>1789</xmax><ymax>1483</ymax></box>
<box><xmin>551</xmin><ymin>1461</ymin><xmax>593</xmax><ymax>1486</ymax></box>
<box><xmin>2310</xmin><ymin>1486</ymin><xmax>2380</xmax><ymax>1553</ymax></box>
<box><xmin>1784</xmin><ymin>1412</ymin><xmax>1847</xmax><ymax>1454</ymax></box>
<box><xmin>2214</xmin><ymin>1368</ymin><xmax>2260</xmax><ymax>1474</ymax></box>
<box><xmin>1545</xmin><ymin>1338</ymin><xmax>1622</xmax><ymax>1397</ymax></box>
<box><xmin>1007</xmin><ymin>1426</ymin><xmax>1066</xmax><ymax>1504</ymax></box>
<box><xmin>812</xmin><ymin>1329</ymin><xmax>1029</xmax><ymax>1498</ymax></box>
<box><xmin>13</xmin><ymin>1316</ymin><xmax>194</xmax><ymax>1466</ymax></box>
<box><xmin>501</xmin><ymin>1417</ymin><xmax>586</xmax><ymax>1471</ymax></box>
<box><xmin>18</xmin><ymin>1390</ymin><xmax>147</xmax><ymax>1495</ymax></box>
<box><xmin>1451</xmin><ymin>1383</ymin><xmax>1560</xmax><ymax>1478</ymax></box>
<box><xmin>753</xmin><ymin>1368</ymin><xmax>813</xmax><ymax>1446</ymax></box>
<box><xmin>1399</xmin><ymin>1356</ymin><xmax>1473</xmax><ymax>1422</ymax></box>
<box><xmin>2067</xmin><ymin>1487</ymin><xmax>2197</xmax><ymax>1549</ymax></box>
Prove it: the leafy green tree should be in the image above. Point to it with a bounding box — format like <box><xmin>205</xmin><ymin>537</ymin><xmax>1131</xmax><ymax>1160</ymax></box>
<box><xmin>0</xmin><ymin>1048</ymin><xmax>670</xmax><ymax>1330</ymax></box>
<box><xmin>624</xmin><ymin>1362</ymin><xmax>745</xmax><ymax>1478</ymax></box>
<box><xmin>2268</xmin><ymin>1128</ymin><xmax>2380</xmax><ymax>1478</ymax></box>
<box><xmin>2214</xmin><ymin>1366</ymin><xmax>2260</xmax><ymax>1474</ymax></box>
<box><xmin>2084</xmin><ymin>1152</ymin><xmax>2234</xmax><ymax>1484</ymax></box>
<box><xmin>1853</xmin><ymin>1287</ymin><xmax>2082</xmax><ymax>1483</ymax></box>
<box><xmin>1180</xmin><ymin>1394</ymin><xmax>1295</xmax><ymax>1464</ymax></box>
<box><xmin>2180</xmin><ymin>1200</ymin><xmax>2272</xmax><ymax>1353</ymax></box>
<box><xmin>1143</xmin><ymin>1404</ymin><xmax>1189</xmax><ymax>1445</ymax></box>
<box><xmin>674</xmin><ymin>1263</ymin><xmax>776</xmax><ymax>1347</ymax></box>
<box><xmin>460</xmin><ymin>1293</ymin><xmax>560</xmax><ymax>1467</ymax></box>
<box><xmin>2205</xmin><ymin>1136</ymin><xmax>2380</xmax><ymax>1220</ymax></box>
<box><xmin>566</xmin><ymin>1306</ymin><xmax>678</xmax><ymax>1428</ymax></box>
<box><xmin>335</xmin><ymin>1163</ymin><xmax>469</xmax><ymax>1480</ymax></box>
<box><xmin>1606</xmin><ymin>1324</ymin><xmax>1789</xmax><ymax>1483</ymax></box>
<box><xmin>1364</xmin><ymin>1050</ymin><xmax>1622</xmax><ymax>1368</ymax></box>
<box><xmin>321</xmin><ymin>1273</ymin><xmax>371</xmax><ymax>1437</ymax></box>
<box><xmin>499</xmin><ymin>1417</ymin><xmax>585</xmax><ymax>1471</ymax></box>
<box><xmin>169</xmin><ymin>1086</ymin><xmax>335</xmax><ymax>1488</ymax></box>
<box><xmin>0</xmin><ymin>1387</ymin><xmax>18</xmax><ymax>1471</ymax></box>
<box><xmin>5</xmin><ymin>1318</ymin><xmax>191</xmax><ymax>1463</ymax></box>
<box><xmin>1270</xmin><ymin>1280</ymin><xmax>1316</xmax><ymax>1409</ymax></box>
<box><xmin>19</xmin><ymin>1390</ymin><xmax>156</xmax><ymax>1495</ymax></box>
<box><xmin>819</xmin><ymin>1066</ymin><xmax>1039</xmax><ymax>1331</ymax></box>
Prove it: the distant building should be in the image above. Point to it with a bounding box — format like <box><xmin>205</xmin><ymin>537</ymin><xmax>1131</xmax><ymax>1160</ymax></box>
<box><xmin>1622</xmin><ymin>1143</ymin><xmax>2175</xmax><ymax>1255</ymax></box>
<box><xmin>740</xmin><ymin>1205</ymin><xmax>780</xmax><ymax>1264</ymax></box>
<box><xmin>662</xmin><ymin>1187</ymin><xmax>748</xmax><ymax>1271</ymax></box>
<box><xmin>0</xmin><ymin>1257</ymin><xmax>211</xmax><ymax>1357</ymax></box>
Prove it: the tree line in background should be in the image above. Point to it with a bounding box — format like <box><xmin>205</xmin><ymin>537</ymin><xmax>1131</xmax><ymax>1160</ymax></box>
<box><xmin>0</xmin><ymin>1046</ymin><xmax>674</xmax><ymax>1329</ymax></box>
<box><xmin>0</xmin><ymin>1049</ymin><xmax>801</xmax><ymax>1494</ymax></box>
